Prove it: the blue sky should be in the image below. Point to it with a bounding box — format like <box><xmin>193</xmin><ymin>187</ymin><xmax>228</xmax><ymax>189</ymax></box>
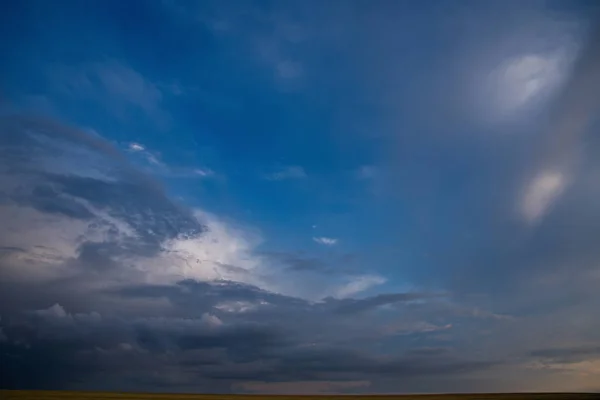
<box><xmin>2</xmin><ymin>0</ymin><xmax>600</xmax><ymax>394</ymax></box>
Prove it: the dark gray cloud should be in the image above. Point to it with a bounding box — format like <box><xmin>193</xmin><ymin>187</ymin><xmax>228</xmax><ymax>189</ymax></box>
<box><xmin>261</xmin><ymin>250</ymin><xmax>361</xmax><ymax>275</ymax></box>
<box><xmin>112</xmin><ymin>279</ymin><xmax>308</xmax><ymax>318</ymax></box>
<box><xmin>112</xmin><ymin>278</ymin><xmax>445</xmax><ymax>322</ymax></box>
<box><xmin>14</xmin><ymin>183</ymin><xmax>96</xmax><ymax>220</ymax></box>
<box><xmin>0</xmin><ymin>305</ymin><xmax>499</xmax><ymax>392</ymax></box>
<box><xmin>333</xmin><ymin>292</ymin><xmax>447</xmax><ymax>315</ymax></box>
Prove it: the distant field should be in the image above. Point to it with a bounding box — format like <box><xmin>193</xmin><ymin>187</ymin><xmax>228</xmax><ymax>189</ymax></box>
<box><xmin>1</xmin><ymin>391</ymin><xmax>599</xmax><ymax>400</ymax></box>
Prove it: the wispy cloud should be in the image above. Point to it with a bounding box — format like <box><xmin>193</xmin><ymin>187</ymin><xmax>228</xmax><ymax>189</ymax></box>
<box><xmin>332</xmin><ymin>275</ymin><xmax>386</xmax><ymax>299</ymax></box>
<box><xmin>126</xmin><ymin>141</ymin><xmax>165</xmax><ymax>167</ymax></box>
<box><xmin>313</xmin><ymin>237</ymin><xmax>338</xmax><ymax>246</ymax></box>
<box><xmin>193</xmin><ymin>168</ymin><xmax>215</xmax><ymax>178</ymax></box>
<box><xmin>47</xmin><ymin>60</ymin><xmax>169</xmax><ymax>127</ymax></box>
<box><xmin>357</xmin><ymin>165</ymin><xmax>378</xmax><ymax>180</ymax></box>
<box><xmin>126</xmin><ymin>142</ymin><xmax>216</xmax><ymax>180</ymax></box>
<box><xmin>521</xmin><ymin>169</ymin><xmax>566</xmax><ymax>223</ymax></box>
<box><xmin>264</xmin><ymin>166</ymin><xmax>307</xmax><ymax>181</ymax></box>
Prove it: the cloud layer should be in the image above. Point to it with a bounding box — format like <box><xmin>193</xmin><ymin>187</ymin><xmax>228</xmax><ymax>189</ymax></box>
<box><xmin>2</xmin><ymin>0</ymin><xmax>600</xmax><ymax>395</ymax></box>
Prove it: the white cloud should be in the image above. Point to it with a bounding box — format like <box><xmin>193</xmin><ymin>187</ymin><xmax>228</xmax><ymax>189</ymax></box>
<box><xmin>313</xmin><ymin>237</ymin><xmax>338</xmax><ymax>246</ymax></box>
<box><xmin>521</xmin><ymin>170</ymin><xmax>566</xmax><ymax>223</ymax></box>
<box><xmin>128</xmin><ymin>142</ymin><xmax>145</xmax><ymax>152</ymax></box>
<box><xmin>34</xmin><ymin>303</ymin><xmax>68</xmax><ymax>318</ymax></box>
<box><xmin>264</xmin><ymin>166</ymin><xmax>306</xmax><ymax>181</ymax></box>
<box><xmin>200</xmin><ymin>312</ymin><xmax>223</xmax><ymax>328</ymax></box>
<box><xmin>470</xmin><ymin>41</ymin><xmax>577</xmax><ymax>126</ymax></box>
<box><xmin>495</xmin><ymin>54</ymin><xmax>562</xmax><ymax>112</ymax></box>
<box><xmin>126</xmin><ymin>143</ymin><xmax>216</xmax><ymax>179</ymax></box>
<box><xmin>130</xmin><ymin>209</ymin><xmax>268</xmax><ymax>287</ymax></box>
<box><xmin>126</xmin><ymin>141</ymin><xmax>165</xmax><ymax>167</ymax></box>
<box><xmin>193</xmin><ymin>168</ymin><xmax>215</xmax><ymax>178</ymax></box>
<box><xmin>332</xmin><ymin>275</ymin><xmax>386</xmax><ymax>299</ymax></box>
<box><xmin>214</xmin><ymin>300</ymin><xmax>266</xmax><ymax>313</ymax></box>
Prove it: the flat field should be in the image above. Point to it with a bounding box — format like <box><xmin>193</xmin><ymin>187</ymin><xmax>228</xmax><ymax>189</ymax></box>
<box><xmin>1</xmin><ymin>392</ymin><xmax>599</xmax><ymax>400</ymax></box>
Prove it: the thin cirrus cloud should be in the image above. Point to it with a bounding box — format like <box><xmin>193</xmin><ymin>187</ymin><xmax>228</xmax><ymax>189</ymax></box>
<box><xmin>263</xmin><ymin>166</ymin><xmax>307</xmax><ymax>181</ymax></box>
<box><xmin>46</xmin><ymin>60</ymin><xmax>170</xmax><ymax>128</ymax></box>
<box><xmin>126</xmin><ymin>141</ymin><xmax>215</xmax><ymax>180</ymax></box>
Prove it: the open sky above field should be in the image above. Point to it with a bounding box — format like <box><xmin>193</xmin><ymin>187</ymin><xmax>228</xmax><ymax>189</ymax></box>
<box><xmin>1</xmin><ymin>0</ymin><xmax>600</xmax><ymax>394</ymax></box>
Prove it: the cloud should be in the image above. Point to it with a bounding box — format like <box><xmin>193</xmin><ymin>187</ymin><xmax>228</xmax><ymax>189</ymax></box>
<box><xmin>200</xmin><ymin>313</ymin><xmax>223</xmax><ymax>328</ymax></box>
<box><xmin>331</xmin><ymin>275</ymin><xmax>386</xmax><ymax>299</ymax></box>
<box><xmin>276</xmin><ymin>60</ymin><xmax>303</xmax><ymax>80</ymax></box>
<box><xmin>334</xmin><ymin>292</ymin><xmax>446</xmax><ymax>314</ymax></box>
<box><xmin>125</xmin><ymin>141</ymin><xmax>216</xmax><ymax>180</ymax></box>
<box><xmin>193</xmin><ymin>168</ymin><xmax>215</xmax><ymax>178</ymax></box>
<box><xmin>531</xmin><ymin>346</ymin><xmax>600</xmax><ymax>364</ymax></box>
<box><xmin>380</xmin><ymin>321</ymin><xmax>453</xmax><ymax>336</ymax></box>
<box><xmin>313</xmin><ymin>236</ymin><xmax>338</xmax><ymax>246</ymax></box>
<box><xmin>126</xmin><ymin>141</ymin><xmax>165</xmax><ymax>169</ymax></box>
<box><xmin>0</xmin><ymin>301</ymin><xmax>500</xmax><ymax>392</ymax></box>
<box><xmin>33</xmin><ymin>303</ymin><xmax>68</xmax><ymax>319</ymax></box>
<box><xmin>0</xmin><ymin>114</ymin><xmax>401</xmax><ymax>307</ymax></box>
<box><xmin>518</xmin><ymin>24</ymin><xmax>600</xmax><ymax>225</ymax></box>
<box><xmin>357</xmin><ymin>165</ymin><xmax>378</xmax><ymax>180</ymax></box>
<box><xmin>263</xmin><ymin>166</ymin><xmax>306</xmax><ymax>181</ymax></box>
<box><xmin>521</xmin><ymin>169</ymin><xmax>567</xmax><ymax>223</ymax></box>
<box><xmin>0</xmin><ymin>116</ymin><xmax>275</xmax><ymax>297</ymax></box>
<box><xmin>128</xmin><ymin>143</ymin><xmax>145</xmax><ymax>152</ymax></box>
<box><xmin>52</xmin><ymin>60</ymin><xmax>163</xmax><ymax>114</ymax></box>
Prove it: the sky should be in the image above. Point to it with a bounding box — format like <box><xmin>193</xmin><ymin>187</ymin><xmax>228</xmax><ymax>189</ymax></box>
<box><xmin>1</xmin><ymin>0</ymin><xmax>600</xmax><ymax>394</ymax></box>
